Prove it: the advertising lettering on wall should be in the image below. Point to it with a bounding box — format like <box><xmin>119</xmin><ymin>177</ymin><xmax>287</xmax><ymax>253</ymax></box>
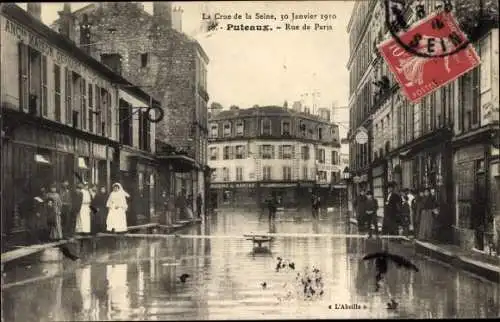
<box><xmin>2</xmin><ymin>17</ymin><xmax>111</xmax><ymax>89</ymax></box>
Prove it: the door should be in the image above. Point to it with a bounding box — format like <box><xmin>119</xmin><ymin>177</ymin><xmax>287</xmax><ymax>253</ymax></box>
<box><xmin>473</xmin><ymin>163</ymin><xmax>486</xmax><ymax>250</ymax></box>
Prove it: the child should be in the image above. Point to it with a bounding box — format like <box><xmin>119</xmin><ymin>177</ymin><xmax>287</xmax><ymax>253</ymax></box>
<box><xmin>364</xmin><ymin>191</ymin><xmax>379</xmax><ymax>238</ymax></box>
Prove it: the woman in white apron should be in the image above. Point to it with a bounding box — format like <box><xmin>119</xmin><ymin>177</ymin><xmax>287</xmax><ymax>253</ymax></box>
<box><xmin>106</xmin><ymin>183</ymin><xmax>129</xmax><ymax>233</ymax></box>
<box><xmin>75</xmin><ymin>183</ymin><xmax>92</xmax><ymax>234</ymax></box>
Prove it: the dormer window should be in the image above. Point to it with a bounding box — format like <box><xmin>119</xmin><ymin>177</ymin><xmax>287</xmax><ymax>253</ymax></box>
<box><xmin>236</xmin><ymin>120</ymin><xmax>244</xmax><ymax>136</ymax></box>
<box><xmin>261</xmin><ymin>119</ymin><xmax>271</xmax><ymax>135</ymax></box>
<box><xmin>223</xmin><ymin>122</ymin><xmax>231</xmax><ymax>137</ymax></box>
<box><xmin>281</xmin><ymin>120</ymin><xmax>291</xmax><ymax>136</ymax></box>
<box><xmin>210</xmin><ymin>124</ymin><xmax>218</xmax><ymax>138</ymax></box>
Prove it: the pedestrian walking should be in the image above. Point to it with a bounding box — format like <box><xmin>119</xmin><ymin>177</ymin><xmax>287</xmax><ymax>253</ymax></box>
<box><xmin>364</xmin><ymin>190</ymin><xmax>379</xmax><ymax>238</ymax></box>
<box><xmin>418</xmin><ymin>188</ymin><xmax>435</xmax><ymax>241</ymax></box>
<box><xmin>355</xmin><ymin>190</ymin><xmax>367</xmax><ymax>232</ymax></box>
<box><xmin>46</xmin><ymin>183</ymin><xmax>63</xmax><ymax>241</ymax></box>
<box><xmin>75</xmin><ymin>182</ymin><xmax>92</xmax><ymax>235</ymax></box>
<box><xmin>311</xmin><ymin>193</ymin><xmax>321</xmax><ymax>219</ymax></box>
<box><xmin>60</xmin><ymin>180</ymin><xmax>73</xmax><ymax>239</ymax></box>
<box><xmin>197</xmin><ymin>193</ymin><xmax>203</xmax><ymax>218</ymax></box>
<box><xmin>414</xmin><ymin>189</ymin><xmax>425</xmax><ymax>234</ymax></box>
<box><xmin>267</xmin><ymin>194</ymin><xmax>278</xmax><ymax>220</ymax></box>
<box><xmin>382</xmin><ymin>182</ymin><xmax>402</xmax><ymax>235</ymax></box>
<box><xmin>106</xmin><ymin>183</ymin><xmax>130</xmax><ymax>233</ymax></box>
<box><xmin>91</xmin><ymin>186</ymin><xmax>108</xmax><ymax>234</ymax></box>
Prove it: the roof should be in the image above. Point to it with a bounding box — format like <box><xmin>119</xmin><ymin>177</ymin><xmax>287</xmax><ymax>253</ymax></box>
<box><xmin>210</xmin><ymin>105</ymin><xmax>336</xmax><ymax>125</ymax></box>
<box><xmin>1</xmin><ymin>4</ymin><xmax>161</xmax><ymax>106</ymax></box>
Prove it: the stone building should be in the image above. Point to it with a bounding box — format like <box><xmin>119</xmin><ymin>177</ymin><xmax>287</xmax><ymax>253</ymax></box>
<box><xmin>348</xmin><ymin>0</ymin><xmax>499</xmax><ymax>250</ymax></box>
<box><xmin>51</xmin><ymin>2</ymin><xmax>210</xmax><ymax>216</ymax></box>
<box><xmin>1</xmin><ymin>3</ymin><xmax>159</xmax><ymax>246</ymax></box>
<box><xmin>208</xmin><ymin>106</ymin><xmax>342</xmax><ymax>211</ymax></box>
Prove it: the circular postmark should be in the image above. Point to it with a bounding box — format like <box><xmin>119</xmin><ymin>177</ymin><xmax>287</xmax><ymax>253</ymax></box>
<box><xmin>383</xmin><ymin>0</ymin><xmax>472</xmax><ymax>58</ymax></box>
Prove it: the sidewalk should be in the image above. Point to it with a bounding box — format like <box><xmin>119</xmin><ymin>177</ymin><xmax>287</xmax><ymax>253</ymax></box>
<box><xmin>349</xmin><ymin>217</ymin><xmax>499</xmax><ymax>283</ymax></box>
<box><xmin>1</xmin><ymin>219</ymin><xmax>202</xmax><ymax>271</ymax></box>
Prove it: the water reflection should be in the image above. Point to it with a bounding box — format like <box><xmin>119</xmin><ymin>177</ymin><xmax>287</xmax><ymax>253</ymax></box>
<box><xmin>2</xmin><ymin>212</ymin><xmax>499</xmax><ymax>320</ymax></box>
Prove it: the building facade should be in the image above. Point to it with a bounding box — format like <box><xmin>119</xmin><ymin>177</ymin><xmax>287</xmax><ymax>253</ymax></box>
<box><xmin>51</xmin><ymin>2</ymin><xmax>210</xmax><ymax>217</ymax></box>
<box><xmin>1</xmin><ymin>4</ymin><xmax>158</xmax><ymax>245</ymax></box>
<box><xmin>208</xmin><ymin>106</ymin><xmax>342</xmax><ymax>210</ymax></box>
<box><xmin>348</xmin><ymin>0</ymin><xmax>499</xmax><ymax>250</ymax></box>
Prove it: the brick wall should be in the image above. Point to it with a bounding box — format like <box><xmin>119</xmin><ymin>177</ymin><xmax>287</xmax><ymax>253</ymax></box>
<box><xmin>52</xmin><ymin>2</ymin><xmax>208</xmax><ymax>160</ymax></box>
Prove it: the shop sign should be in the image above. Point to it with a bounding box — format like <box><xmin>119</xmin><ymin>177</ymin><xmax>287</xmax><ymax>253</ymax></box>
<box><xmin>299</xmin><ymin>182</ymin><xmax>314</xmax><ymax>188</ymax></box>
<box><xmin>355</xmin><ymin>127</ymin><xmax>369</xmax><ymax>144</ymax></box>
<box><xmin>210</xmin><ymin>183</ymin><xmax>231</xmax><ymax>189</ymax></box>
<box><xmin>261</xmin><ymin>183</ymin><xmax>296</xmax><ymax>188</ymax></box>
<box><xmin>234</xmin><ymin>183</ymin><xmax>256</xmax><ymax>188</ymax></box>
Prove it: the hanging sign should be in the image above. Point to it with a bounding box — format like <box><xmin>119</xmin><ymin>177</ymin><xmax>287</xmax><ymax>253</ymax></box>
<box><xmin>355</xmin><ymin>127</ymin><xmax>369</xmax><ymax>145</ymax></box>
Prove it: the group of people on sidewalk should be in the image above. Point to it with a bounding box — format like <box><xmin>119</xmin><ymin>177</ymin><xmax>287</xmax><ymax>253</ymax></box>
<box><xmin>158</xmin><ymin>189</ymin><xmax>205</xmax><ymax>225</ymax></box>
<box><xmin>354</xmin><ymin>182</ymin><xmax>440</xmax><ymax>240</ymax></box>
<box><xmin>26</xmin><ymin>181</ymin><xmax>130</xmax><ymax>244</ymax></box>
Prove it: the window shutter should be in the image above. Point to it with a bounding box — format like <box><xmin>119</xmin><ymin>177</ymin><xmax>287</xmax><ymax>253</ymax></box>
<box><xmin>230</xmin><ymin>146</ymin><xmax>235</xmax><ymax>159</ymax></box>
<box><xmin>18</xmin><ymin>43</ymin><xmax>29</xmax><ymax>113</ymax></box>
<box><xmin>271</xmin><ymin>146</ymin><xmax>275</xmax><ymax>159</ymax></box>
<box><xmin>243</xmin><ymin>145</ymin><xmax>247</xmax><ymax>158</ymax></box>
<box><xmin>279</xmin><ymin>145</ymin><xmax>283</xmax><ymax>159</ymax></box>
<box><xmin>292</xmin><ymin>146</ymin><xmax>295</xmax><ymax>159</ymax></box>
<box><xmin>259</xmin><ymin>145</ymin><xmax>263</xmax><ymax>158</ymax></box>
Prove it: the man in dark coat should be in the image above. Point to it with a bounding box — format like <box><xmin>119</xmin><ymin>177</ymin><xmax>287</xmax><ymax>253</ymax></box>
<box><xmin>196</xmin><ymin>193</ymin><xmax>203</xmax><ymax>218</ymax></box>
<box><xmin>354</xmin><ymin>190</ymin><xmax>367</xmax><ymax>232</ymax></box>
<box><xmin>60</xmin><ymin>180</ymin><xmax>74</xmax><ymax>239</ymax></box>
<box><xmin>382</xmin><ymin>182</ymin><xmax>402</xmax><ymax>235</ymax></box>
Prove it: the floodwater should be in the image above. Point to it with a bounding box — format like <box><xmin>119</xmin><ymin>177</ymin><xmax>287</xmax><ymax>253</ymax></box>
<box><xmin>2</xmin><ymin>211</ymin><xmax>499</xmax><ymax>321</ymax></box>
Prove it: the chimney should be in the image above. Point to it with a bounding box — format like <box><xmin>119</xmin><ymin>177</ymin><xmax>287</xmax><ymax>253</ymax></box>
<box><xmin>172</xmin><ymin>6</ymin><xmax>183</xmax><ymax>32</ymax></box>
<box><xmin>153</xmin><ymin>2</ymin><xmax>172</xmax><ymax>28</ymax></box>
<box><xmin>57</xmin><ymin>3</ymin><xmax>76</xmax><ymax>42</ymax></box>
<box><xmin>27</xmin><ymin>3</ymin><xmax>42</xmax><ymax>21</ymax></box>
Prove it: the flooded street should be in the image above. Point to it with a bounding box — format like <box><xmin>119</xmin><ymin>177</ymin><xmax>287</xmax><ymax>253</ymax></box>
<box><xmin>2</xmin><ymin>211</ymin><xmax>499</xmax><ymax>321</ymax></box>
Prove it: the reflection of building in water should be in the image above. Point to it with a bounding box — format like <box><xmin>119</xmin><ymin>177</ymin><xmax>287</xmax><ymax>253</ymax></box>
<box><xmin>44</xmin><ymin>262</ymin><xmax>64</xmax><ymax>320</ymax></box>
<box><xmin>106</xmin><ymin>264</ymin><xmax>130</xmax><ymax>320</ymax></box>
<box><xmin>75</xmin><ymin>265</ymin><xmax>92</xmax><ymax>319</ymax></box>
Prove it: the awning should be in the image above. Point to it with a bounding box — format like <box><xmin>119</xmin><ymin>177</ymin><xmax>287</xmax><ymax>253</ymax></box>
<box><xmin>158</xmin><ymin>154</ymin><xmax>199</xmax><ymax>173</ymax></box>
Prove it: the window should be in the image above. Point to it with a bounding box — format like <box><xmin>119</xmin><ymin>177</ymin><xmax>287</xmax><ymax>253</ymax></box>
<box><xmin>280</xmin><ymin>145</ymin><xmax>293</xmax><ymax>159</ymax></box>
<box><xmin>71</xmin><ymin>72</ymin><xmax>83</xmax><ymax>128</ymax></box>
<box><xmin>236</xmin><ymin>120</ymin><xmax>244</xmax><ymax>136</ymax></box>
<box><xmin>282</xmin><ymin>120</ymin><xmax>291</xmax><ymax>135</ymax></box>
<box><xmin>102</xmin><ymin>89</ymin><xmax>112</xmax><ymax>137</ymax></box>
<box><xmin>301</xmin><ymin>146</ymin><xmax>310</xmax><ymax>160</ymax></box>
<box><xmin>81</xmin><ymin>78</ymin><xmax>87</xmax><ymax>130</ymax></box>
<box><xmin>28</xmin><ymin>48</ymin><xmax>41</xmax><ymax>115</ymax></box>
<box><xmin>318</xmin><ymin>171</ymin><xmax>327</xmax><ymax>182</ymax></box>
<box><xmin>299</xmin><ymin>120</ymin><xmax>306</xmax><ymax>136</ymax></box>
<box><xmin>223</xmin><ymin>122</ymin><xmax>231</xmax><ymax>137</ymax></box>
<box><xmin>210</xmin><ymin>147</ymin><xmax>218</xmax><ymax>160</ymax></box>
<box><xmin>119</xmin><ymin>99</ymin><xmax>132</xmax><ymax>145</ymax></box>
<box><xmin>223</xmin><ymin>146</ymin><xmax>231</xmax><ymax>160</ymax></box>
<box><xmin>236</xmin><ymin>167</ymin><xmax>243</xmax><ymax>181</ymax></box>
<box><xmin>88</xmin><ymin>84</ymin><xmax>94</xmax><ymax>132</ymax></box>
<box><xmin>41</xmin><ymin>55</ymin><xmax>48</xmax><ymax>117</ymax></box>
<box><xmin>139</xmin><ymin>108</ymin><xmax>151</xmax><ymax>151</ymax></box>
<box><xmin>317</xmin><ymin>148</ymin><xmax>325</xmax><ymax>163</ymax></box>
<box><xmin>282</xmin><ymin>166</ymin><xmax>292</xmax><ymax>181</ymax></box>
<box><xmin>235</xmin><ymin>145</ymin><xmax>245</xmax><ymax>159</ymax></box>
<box><xmin>18</xmin><ymin>43</ymin><xmax>29</xmax><ymax>113</ymax></box>
<box><xmin>54</xmin><ymin>64</ymin><xmax>62</xmax><ymax>122</ymax></box>
<box><xmin>331</xmin><ymin>151</ymin><xmax>339</xmax><ymax>165</ymax></box>
<box><xmin>261</xmin><ymin>145</ymin><xmax>273</xmax><ymax>159</ymax></box>
<box><xmin>263</xmin><ymin>166</ymin><xmax>272</xmax><ymax>180</ymax></box>
<box><xmin>95</xmin><ymin>85</ymin><xmax>102</xmax><ymax>135</ymax></box>
<box><xmin>65</xmin><ymin>68</ymin><xmax>72</xmax><ymax>124</ymax></box>
<box><xmin>302</xmin><ymin>166</ymin><xmax>308</xmax><ymax>180</ymax></box>
<box><xmin>318</xmin><ymin>127</ymin><xmax>323</xmax><ymax>140</ymax></box>
<box><xmin>140</xmin><ymin>53</ymin><xmax>149</xmax><ymax>68</ymax></box>
<box><xmin>261</xmin><ymin>119</ymin><xmax>272</xmax><ymax>135</ymax></box>
<box><xmin>222</xmin><ymin>167</ymin><xmax>229</xmax><ymax>181</ymax></box>
<box><xmin>210</xmin><ymin>124</ymin><xmax>218</xmax><ymax>137</ymax></box>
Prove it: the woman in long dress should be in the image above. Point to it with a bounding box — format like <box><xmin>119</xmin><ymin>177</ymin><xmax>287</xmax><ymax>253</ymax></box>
<box><xmin>418</xmin><ymin>188</ymin><xmax>434</xmax><ymax>241</ymax></box>
<box><xmin>106</xmin><ymin>183</ymin><xmax>129</xmax><ymax>233</ymax></box>
<box><xmin>46</xmin><ymin>183</ymin><xmax>63</xmax><ymax>241</ymax></box>
<box><xmin>75</xmin><ymin>183</ymin><xmax>92</xmax><ymax>235</ymax></box>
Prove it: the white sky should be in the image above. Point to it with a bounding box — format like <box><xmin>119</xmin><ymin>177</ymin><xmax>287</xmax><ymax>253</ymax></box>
<box><xmin>17</xmin><ymin>1</ymin><xmax>353</xmax><ymax>137</ymax></box>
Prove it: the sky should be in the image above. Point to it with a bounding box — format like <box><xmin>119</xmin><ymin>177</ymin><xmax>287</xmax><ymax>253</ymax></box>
<box><xmin>17</xmin><ymin>1</ymin><xmax>353</xmax><ymax>136</ymax></box>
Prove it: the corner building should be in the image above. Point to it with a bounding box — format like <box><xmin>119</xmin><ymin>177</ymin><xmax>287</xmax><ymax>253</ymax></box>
<box><xmin>208</xmin><ymin>106</ymin><xmax>342</xmax><ymax>211</ymax></box>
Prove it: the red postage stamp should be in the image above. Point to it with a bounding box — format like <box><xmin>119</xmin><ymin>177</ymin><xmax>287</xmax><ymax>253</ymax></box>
<box><xmin>378</xmin><ymin>11</ymin><xmax>481</xmax><ymax>103</ymax></box>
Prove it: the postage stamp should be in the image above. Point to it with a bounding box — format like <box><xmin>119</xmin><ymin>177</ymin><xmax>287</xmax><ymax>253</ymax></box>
<box><xmin>378</xmin><ymin>10</ymin><xmax>481</xmax><ymax>103</ymax></box>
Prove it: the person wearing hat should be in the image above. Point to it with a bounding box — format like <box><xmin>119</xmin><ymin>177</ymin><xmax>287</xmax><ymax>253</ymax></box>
<box><xmin>46</xmin><ymin>183</ymin><xmax>63</xmax><ymax>241</ymax></box>
<box><xmin>364</xmin><ymin>190</ymin><xmax>379</xmax><ymax>238</ymax></box>
<box><xmin>60</xmin><ymin>180</ymin><xmax>74</xmax><ymax>238</ymax></box>
<box><xmin>382</xmin><ymin>181</ymin><xmax>402</xmax><ymax>235</ymax></box>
